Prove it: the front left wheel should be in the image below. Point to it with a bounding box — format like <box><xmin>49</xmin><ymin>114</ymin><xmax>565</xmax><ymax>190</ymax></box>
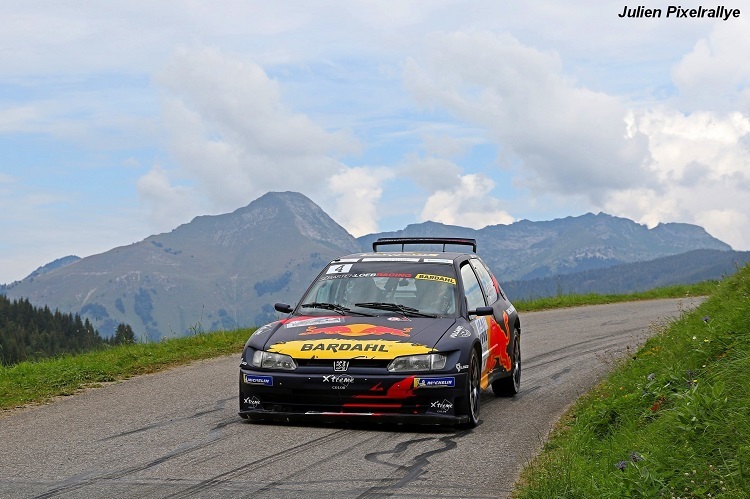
<box><xmin>492</xmin><ymin>328</ymin><xmax>521</xmax><ymax>397</ymax></box>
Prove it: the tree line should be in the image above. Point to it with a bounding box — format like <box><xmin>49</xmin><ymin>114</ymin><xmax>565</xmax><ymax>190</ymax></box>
<box><xmin>0</xmin><ymin>295</ymin><xmax>135</xmax><ymax>366</ymax></box>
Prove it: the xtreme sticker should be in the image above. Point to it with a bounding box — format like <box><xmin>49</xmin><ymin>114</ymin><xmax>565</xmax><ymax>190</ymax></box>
<box><xmin>323</xmin><ymin>374</ymin><xmax>354</xmax><ymax>390</ymax></box>
<box><xmin>415</xmin><ymin>274</ymin><xmax>456</xmax><ymax>285</ymax></box>
<box><xmin>243</xmin><ymin>396</ymin><xmax>261</xmax><ymax>409</ymax></box>
<box><xmin>269</xmin><ymin>339</ymin><xmax>433</xmax><ymax>359</ymax></box>
<box><xmin>431</xmin><ymin>400</ymin><xmax>453</xmax><ymax>413</ymax></box>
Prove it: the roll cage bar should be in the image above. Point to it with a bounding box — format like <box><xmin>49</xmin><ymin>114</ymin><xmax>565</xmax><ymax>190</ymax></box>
<box><xmin>372</xmin><ymin>237</ymin><xmax>477</xmax><ymax>253</ymax></box>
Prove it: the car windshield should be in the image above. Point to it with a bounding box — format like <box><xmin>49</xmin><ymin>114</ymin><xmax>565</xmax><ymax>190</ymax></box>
<box><xmin>298</xmin><ymin>261</ymin><xmax>458</xmax><ymax>317</ymax></box>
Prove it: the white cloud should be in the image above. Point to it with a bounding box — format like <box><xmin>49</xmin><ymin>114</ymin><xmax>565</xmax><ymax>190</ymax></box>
<box><xmin>328</xmin><ymin>166</ymin><xmax>394</xmax><ymax>237</ymax></box>
<box><xmin>604</xmin><ymin>108</ymin><xmax>750</xmax><ymax>250</ymax></box>
<box><xmin>404</xmin><ymin>31</ymin><xmax>652</xmax><ymax>204</ymax></box>
<box><xmin>140</xmin><ymin>47</ymin><xmax>360</xmax><ymax>231</ymax></box>
<box><xmin>136</xmin><ymin>165</ymin><xmax>198</xmax><ymax>230</ymax></box>
<box><xmin>671</xmin><ymin>16</ymin><xmax>750</xmax><ymax>113</ymax></box>
<box><xmin>420</xmin><ymin>173</ymin><xmax>514</xmax><ymax>228</ymax></box>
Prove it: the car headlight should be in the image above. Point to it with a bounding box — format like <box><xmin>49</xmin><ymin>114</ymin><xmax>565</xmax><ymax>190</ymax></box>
<box><xmin>252</xmin><ymin>351</ymin><xmax>297</xmax><ymax>370</ymax></box>
<box><xmin>387</xmin><ymin>353</ymin><xmax>447</xmax><ymax>372</ymax></box>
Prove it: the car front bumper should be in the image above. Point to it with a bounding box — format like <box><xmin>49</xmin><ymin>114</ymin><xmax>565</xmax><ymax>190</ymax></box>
<box><xmin>239</xmin><ymin>367</ymin><xmax>469</xmax><ymax>425</ymax></box>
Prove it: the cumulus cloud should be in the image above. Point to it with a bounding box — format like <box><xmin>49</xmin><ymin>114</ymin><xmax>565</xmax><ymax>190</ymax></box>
<box><xmin>404</xmin><ymin>31</ymin><xmax>652</xmax><ymax>204</ymax></box>
<box><xmin>604</xmin><ymin>109</ymin><xmax>750</xmax><ymax>250</ymax></box>
<box><xmin>328</xmin><ymin>166</ymin><xmax>394</xmax><ymax>236</ymax></box>
<box><xmin>671</xmin><ymin>16</ymin><xmax>750</xmax><ymax>114</ymax></box>
<box><xmin>139</xmin><ymin>47</ymin><xmax>360</xmax><ymax>231</ymax></box>
<box><xmin>136</xmin><ymin>165</ymin><xmax>197</xmax><ymax>230</ymax></box>
<box><xmin>420</xmin><ymin>173</ymin><xmax>514</xmax><ymax>228</ymax></box>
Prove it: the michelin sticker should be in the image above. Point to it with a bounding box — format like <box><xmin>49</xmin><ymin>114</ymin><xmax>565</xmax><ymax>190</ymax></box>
<box><xmin>414</xmin><ymin>377</ymin><xmax>456</xmax><ymax>388</ymax></box>
<box><xmin>243</xmin><ymin>374</ymin><xmax>273</xmax><ymax>386</ymax></box>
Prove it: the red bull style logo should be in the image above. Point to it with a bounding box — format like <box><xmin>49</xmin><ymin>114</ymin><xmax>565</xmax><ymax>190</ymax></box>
<box><xmin>300</xmin><ymin>323</ymin><xmax>411</xmax><ymax>337</ymax></box>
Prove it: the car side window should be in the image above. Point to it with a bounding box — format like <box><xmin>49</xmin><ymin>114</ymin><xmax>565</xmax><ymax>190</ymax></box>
<box><xmin>470</xmin><ymin>259</ymin><xmax>498</xmax><ymax>304</ymax></box>
<box><xmin>460</xmin><ymin>263</ymin><xmax>486</xmax><ymax>311</ymax></box>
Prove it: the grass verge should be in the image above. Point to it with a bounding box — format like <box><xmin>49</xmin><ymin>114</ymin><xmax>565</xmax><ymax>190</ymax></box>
<box><xmin>513</xmin><ymin>267</ymin><xmax>750</xmax><ymax>497</ymax></box>
<box><xmin>0</xmin><ymin>328</ymin><xmax>252</xmax><ymax>411</ymax></box>
<box><xmin>514</xmin><ymin>281</ymin><xmax>718</xmax><ymax>312</ymax></box>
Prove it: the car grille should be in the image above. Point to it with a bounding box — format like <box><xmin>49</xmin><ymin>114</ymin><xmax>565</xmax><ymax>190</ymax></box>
<box><xmin>294</xmin><ymin>358</ymin><xmax>390</xmax><ymax>369</ymax></box>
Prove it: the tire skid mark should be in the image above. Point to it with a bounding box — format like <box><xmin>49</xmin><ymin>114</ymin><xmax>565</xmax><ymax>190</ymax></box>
<box><xmin>99</xmin><ymin>396</ymin><xmax>234</xmax><ymax>442</ymax></box>
<box><xmin>356</xmin><ymin>430</ymin><xmax>470</xmax><ymax>498</ymax></box>
<box><xmin>523</xmin><ymin>329</ymin><xmax>644</xmax><ymax>372</ymax></box>
<box><xmin>163</xmin><ymin>427</ymin><xmax>362</xmax><ymax>498</ymax></box>
<box><xmin>250</xmin><ymin>432</ymin><xmax>383</xmax><ymax>497</ymax></box>
<box><xmin>34</xmin><ymin>435</ymin><xmax>226</xmax><ymax>499</ymax></box>
<box><xmin>36</xmin><ymin>397</ymin><xmax>236</xmax><ymax>498</ymax></box>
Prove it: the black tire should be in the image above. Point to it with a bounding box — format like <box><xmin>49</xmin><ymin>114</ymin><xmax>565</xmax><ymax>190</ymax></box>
<box><xmin>460</xmin><ymin>349</ymin><xmax>481</xmax><ymax>428</ymax></box>
<box><xmin>492</xmin><ymin>328</ymin><xmax>521</xmax><ymax>397</ymax></box>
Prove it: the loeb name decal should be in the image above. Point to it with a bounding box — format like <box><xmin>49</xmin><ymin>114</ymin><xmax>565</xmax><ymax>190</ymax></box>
<box><xmin>414</xmin><ymin>377</ymin><xmax>456</xmax><ymax>388</ymax></box>
<box><xmin>243</xmin><ymin>374</ymin><xmax>273</xmax><ymax>386</ymax></box>
<box><xmin>269</xmin><ymin>339</ymin><xmax>433</xmax><ymax>359</ymax></box>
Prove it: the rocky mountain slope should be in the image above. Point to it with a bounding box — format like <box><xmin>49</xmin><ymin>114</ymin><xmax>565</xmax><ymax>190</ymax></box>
<box><xmin>3</xmin><ymin>192</ymin><xmax>359</xmax><ymax>340</ymax></box>
<box><xmin>358</xmin><ymin>214</ymin><xmax>731</xmax><ymax>281</ymax></box>
<box><xmin>2</xmin><ymin>191</ymin><xmax>735</xmax><ymax>339</ymax></box>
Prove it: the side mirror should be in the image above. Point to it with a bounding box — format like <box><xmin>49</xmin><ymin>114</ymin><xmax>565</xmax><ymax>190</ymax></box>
<box><xmin>274</xmin><ymin>303</ymin><xmax>293</xmax><ymax>314</ymax></box>
<box><xmin>469</xmin><ymin>306</ymin><xmax>494</xmax><ymax>317</ymax></box>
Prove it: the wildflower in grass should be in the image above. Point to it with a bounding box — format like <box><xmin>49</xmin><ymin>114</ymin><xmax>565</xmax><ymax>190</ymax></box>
<box><xmin>702</xmin><ymin>316</ymin><xmax>711</xmax><ymax>323</ymax></box>
<box><xmin>629</xmin><ymin>451</ymin><xmax>643</xmax><ymax>462</ymax></box>
<box><xmin>616</xmin><ymin>460</ymin><xmax>628</xmax><ymax>471</ymax></box>
<box><xmin>647</xmin><ymin>373</ymin><xmax>655</xmax><ymax>381</ymax></box>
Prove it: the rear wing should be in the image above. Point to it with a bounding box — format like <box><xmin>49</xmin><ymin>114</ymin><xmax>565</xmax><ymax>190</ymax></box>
<box><xmin>372</xmin><ymin>237</ymin><xmax>477</xmax><ymax>253</ymax></box>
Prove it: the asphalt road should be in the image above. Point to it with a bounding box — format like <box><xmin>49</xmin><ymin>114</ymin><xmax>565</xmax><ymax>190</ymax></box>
<box><xmin>0</xmin><ymin>298</ymin><xmax>702</xmax><ymax>498</ymax></box>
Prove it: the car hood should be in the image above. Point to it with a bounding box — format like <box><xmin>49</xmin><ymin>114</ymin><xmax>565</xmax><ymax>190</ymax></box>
<box><xmin>255</xmin><ymin>315</ymin><xmax>456</xmax><ymax>360</ymax></box>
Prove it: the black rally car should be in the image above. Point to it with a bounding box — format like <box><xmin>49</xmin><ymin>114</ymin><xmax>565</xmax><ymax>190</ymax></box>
<box><xmin>239</xmin><ymin>237</ymin><xmax>521</xmax><ymax>427</ymax></box>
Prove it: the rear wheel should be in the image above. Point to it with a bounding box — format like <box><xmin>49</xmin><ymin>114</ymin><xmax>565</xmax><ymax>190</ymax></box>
<box><xmin>460</xmin><ymin>349</ymin><xmax>481</xmax><ymax>428</ymax></box>
<box><xmin>492</xmin><ymin>328</ymin><xmax>521</xmax><ymax>397</ymax></box>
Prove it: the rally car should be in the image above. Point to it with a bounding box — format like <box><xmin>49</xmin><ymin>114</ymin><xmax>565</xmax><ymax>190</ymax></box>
<box><xmin>239</xmin><ymin>237</ymin><xmax>521</xmax><ymax>427</ymax></box>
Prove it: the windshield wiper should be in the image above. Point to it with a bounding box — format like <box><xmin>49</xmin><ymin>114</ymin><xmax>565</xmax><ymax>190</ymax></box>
<box><xmin>299</xmin><ymin>302</ymin><xmax>375</xmax><ymax>316</ymax></box>
<box><xmin>354</xmin><ymin>302</ymin><xmax>438</xmax><ymax>318</ymax></box>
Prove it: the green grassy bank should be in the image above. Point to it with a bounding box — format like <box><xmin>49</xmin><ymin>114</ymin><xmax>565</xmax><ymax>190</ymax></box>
<box><xmin>0</xmin><ymin>328</ymin><xmax>252</xmax><ymax>410</ymax></box>
<box><xmin>514</xmin><ymin>267</ymin><xmax>750</xmax><ymax>497</ymax></box>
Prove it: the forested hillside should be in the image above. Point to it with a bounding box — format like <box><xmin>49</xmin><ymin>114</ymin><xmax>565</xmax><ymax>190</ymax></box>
<box><xmin>0</xmin><ymin>295</ymin><xmax>135</xmax><ymax>366</ymax></box>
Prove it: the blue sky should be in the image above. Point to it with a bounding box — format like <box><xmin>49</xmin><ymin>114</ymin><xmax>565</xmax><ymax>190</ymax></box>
<box><xmin>2</xmin><ymin>1</ymin><xmax>749</xmax><ymax>283</ymax></box>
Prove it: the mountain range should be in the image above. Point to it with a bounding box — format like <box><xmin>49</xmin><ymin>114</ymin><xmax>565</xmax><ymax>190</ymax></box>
<box><xmin>1</xmin><ymin>191</ymin><xmax>742</xmax><ymax>339</ymax></box>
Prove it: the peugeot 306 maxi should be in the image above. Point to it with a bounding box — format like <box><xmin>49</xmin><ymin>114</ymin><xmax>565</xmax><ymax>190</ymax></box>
<box><xmin>239</xmin><ymin>237</ymin><xmax>521</xmax><ymax>427</ymax></box>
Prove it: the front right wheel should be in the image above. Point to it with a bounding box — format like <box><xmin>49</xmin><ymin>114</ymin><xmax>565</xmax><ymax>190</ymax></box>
<box><xmin>459</xmin><ymin>349</ymin><xmax>481</xmax><ymax>428</ymax></box>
